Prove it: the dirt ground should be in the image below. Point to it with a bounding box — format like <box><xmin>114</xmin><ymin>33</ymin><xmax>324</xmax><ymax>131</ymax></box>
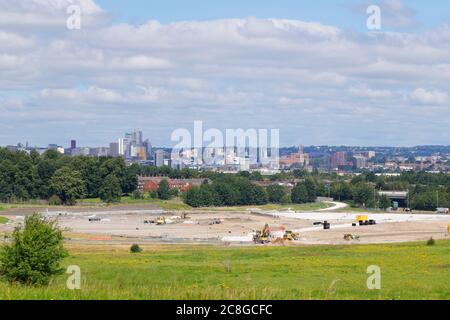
<box><xmin>2</xmin><ymin>206</ymin><xmax>449</xmax><ymax>245</ymax></box>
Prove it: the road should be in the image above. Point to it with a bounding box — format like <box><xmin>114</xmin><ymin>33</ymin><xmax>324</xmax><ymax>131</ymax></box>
<box><xmin>316</xmin><ymin>201</ymin><xmax>348</xmax><ymax>211</ymax></box>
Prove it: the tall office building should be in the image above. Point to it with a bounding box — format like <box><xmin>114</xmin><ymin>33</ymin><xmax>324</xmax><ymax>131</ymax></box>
<box><xmin>118</xmin><ymin>138</ymin><xmax>130</xmax><ymax>156</ymax></box>
<box><xmin>143</xmin><ymin>139</ymin><xmax>152</xmax><ymax>159</ymax></box>
<box><xmin>70</xmin><ymin>140</ymin><xmax>76</xmax><ymax>149</ymax></box>
<box><xmin>132</xmin><ymin>129</ymin><xmax>143</xmax><ymax>146</ymax></box>
<box><xmin>109</xmin><ymin>142</ymin><xmax>119</xmax><ymax>157</ymax></box>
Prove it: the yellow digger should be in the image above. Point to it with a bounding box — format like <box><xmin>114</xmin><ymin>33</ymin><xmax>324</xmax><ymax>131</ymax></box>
<box><xmin>253</xmin><ymin>224</ymin><xmax>271</xmax><ymax>244</ymax></box>
<box><xmin>156</xmin><ymin>216</ymin><xmax>166</xmax><ymax>225</ymax></box>
<box><xmin>283</xmin><ymin>230</ymin><xmax>299</xmax><ymax>241</ymax></box>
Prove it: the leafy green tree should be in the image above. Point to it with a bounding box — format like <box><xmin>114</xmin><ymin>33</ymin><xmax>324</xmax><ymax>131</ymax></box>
<box><xmin>183</xmin><ymin>186</ymin><xmax>203</xmax><ymax>207</ymax></box>
<box><xmin>122</xmin><ymin>164</ymin><xmax>139</xmax><ymax>194</ymax></box>
<box><xmin>0</xmin><ymin>213</ymin><xmax>68</xmax><ymax>285</ymax></box>
<box><xmin>379</xmin><ymin>194</ymin><xmax>391</xmax><ymax>210</ymax></box>
<box><xmin>157</xmin><ymin>180</ymin><xmax>171</xmax><ymax>200</ymax></box>
<box><xmin>51</xmin><ymin>167</ymin><xmax>86</xmax><ymax>205</ymax></box>
<box><xmin>250</xmin><ymin>185</ymin><xmax>269</xmax><ymax>205</ymax></box>
<box><xmin>249</xmin><ymin>171</ymin><xmax>263</xmax><ymax>181</ymax></box>
<box><xmin>304</xmin><ymin>178</ymin><xmax>318</xmax><ymax>202</ymax></box>
<box><xmin>291</xmin><ymin>183</ymin><xmax>309</xmax><ymax>204</ymax></box>
<box><xmin>99</xmin><ymin>174</ymin><xmax>122</xmax><ymax>203</ymax></box>
<box><xmin>213</xmin><ymin>182</ymin><xmax>240</xmax><ymax>206</ymax></box>
<box><xmin>352</xmin><ymin>183</ymin><xmax>374</xmax><ymax>207</ymax></box>
<box><xmin>267</xmin><ymin>184</ymin><xmax>286</xmax><ymax>203</ymax></box>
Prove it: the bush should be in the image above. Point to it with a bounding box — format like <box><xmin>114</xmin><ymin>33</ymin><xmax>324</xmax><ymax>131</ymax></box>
<box><xmin>132</xmin><ymin>190</ymin><xmax>144</xmax><ymax>200</ymax></box>
<box><xmin>0</xmin><ymin>213</ymin><xmax>68</xmax><ymax>285</ymax></box>
<box><xmin>48</xmin><ymin>195</ymin><xmax>62</xmax><ymax>206</ymax></box>
<box><xmin>130</xmin><ymin>244</ymin><xmax>142</xmax><ymax>253</ymax></box>
<box><xmin>426</xmin><ymin>237</ymin><xmax>435</xmax><ymax>246</ymax></box>
<box><xmin>157</xmin><ymin>180</ymin><xmax>171</xmax><ymax>200</ymax></box>
<box><xmin>149</xmin><ymin>190</ymin><xmax>158</xmax><ymax>199</ymax></box>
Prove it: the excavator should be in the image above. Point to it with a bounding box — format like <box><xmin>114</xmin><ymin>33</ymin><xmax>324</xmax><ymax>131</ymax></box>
<box><xmin>283</xmin><ymin>230</ymin><xmax>300</xmax><ymax>241</ymax></box>
<box><xmin>253</xmin><ymin>224</ymin><xmax>271</xmax><ymax>244</ymax></box>
<box><xmin>156</xmin><ymin>216</ymin><xmax>166</xmax><ymax>225</ymax></box>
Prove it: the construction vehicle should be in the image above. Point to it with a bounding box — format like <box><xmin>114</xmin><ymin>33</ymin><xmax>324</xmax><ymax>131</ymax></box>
<box><xmin>156</xmin><ymin>216</ymin><xmax>166</xmax><ymax>225</ymax></box>
<box><xmin>356</xmin><ymin>215</ymin><xmax>376</xmax><ymax>226</ymax></box>
<box><xmin>283</xmin><ymin>230</ymin><xmax>299</xmax><ymax>241</ymax></box>
<box><xmin>253</xmin><ymin>224</ymin><xmax>271</xmax><ymax>244</ymax></box>
<box><xmin>344</xmin><ymin>234</ymin><xmax>360</xmax><ymax>241</ymax></box>
<box><xmin>313</xmin><ymin>221</ymin><xmax>331</xmax><ymax>230</ymax></box>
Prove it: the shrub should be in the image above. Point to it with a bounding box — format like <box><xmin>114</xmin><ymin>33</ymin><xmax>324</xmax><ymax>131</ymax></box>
<box><xmin>48</xmin><ymin>195</ymin><xmax>62</xmax><ymax>206</ymax></box>
<box><xmin>426</xmin><ymin>237</ymin><xmax>435</xmax><ymax>246</ymax></box>
<box><xmin>132</xmin><ymin>190</ymin><xmax>144</xmax><ymax>200</ymax></box>
<box><xmin>149</xmin><ymin>190</ymin><xmax>158</xmax><ymax>199</ymax></box>
<box><xmin>0</xmin><ymin>213</ymin><xmax>68</xmax><ymax>285</ymax></box>
<box><xmin>130</xmin><ymin>244</ymin><xmax>142</xmax><ymax>253</ymax></box>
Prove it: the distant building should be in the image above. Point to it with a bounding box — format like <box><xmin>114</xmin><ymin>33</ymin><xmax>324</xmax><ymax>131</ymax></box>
<box><xmin>137</xmin><ymin>177</ymin><xmax>205</xmax><ymax>193</ymax></box>
<box><xmin>71</xmin><ymin>147</ymin><xmax>90</xmax><ymax>156</ymax></box>
<box><xmin>6</xmin><ymin>145</ymin><xmax>18</xmax><ymax>152</ymax></box>
<box><xmin>109</xmin><ymin>142</ymin><xmax>119</xmax><ymax>157</ymax></box>
<box><xmin>155</xmin><ymin>150</ymin><xmax>165</xmax><ymax>167</ymax></box>
<box><xmin>331</xmin><ymin>152</ymin><xmax>346</xmax><ymax>169</ymax></box>
<box><xmin>353</xmin><ymin>155</ymin><xmax>367</xmax><ymax>169</ymax></box>
<box><xmin>239</xmin><ymin>157</ymin><xmax>251</xmax><ymax>171</ymax></box>
<box><xmin>71</xmin><ymin>140</ymin><xmax>77</xmax><ymax>150</ymax></box>
<box><xmin>279</xmin><ymin>147</ymin><xmax>309</xmax><ymax>168</ymax></box>
<box><xmin>118</xmin><ymin>138</ymin><xmax>129</xmax><ymax>157</ymax></box>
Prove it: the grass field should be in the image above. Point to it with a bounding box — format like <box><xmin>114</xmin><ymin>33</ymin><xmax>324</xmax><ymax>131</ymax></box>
<box><xmin>78</xmin><ymin>197</ymin><xmax>192</xmax><ymax>210</ymax></box>
<box><xmin>195</xmin><ymin>202</ymin><xmax>330</xmax><ymax>212</ymax></box>
<box><xmin>0</xmin><ymin>217</ymin><xmax>8</xmax><ymax>224</ymax></box>
<box><xmin>0</xmin><ymin>241</ymin><xmax>448</xmax><ymax>300</ymax></box>
<box><xmin>77</xmin><ymin>197</ymin><xmax>330</xmax><ymax>212</ymax></box>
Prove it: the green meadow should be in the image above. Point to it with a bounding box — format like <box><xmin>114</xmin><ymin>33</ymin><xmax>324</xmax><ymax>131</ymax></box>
<box><xmin>0</xmin><ymin>241</ymin><xmax>449</xmax><ymax>300</ymax></box>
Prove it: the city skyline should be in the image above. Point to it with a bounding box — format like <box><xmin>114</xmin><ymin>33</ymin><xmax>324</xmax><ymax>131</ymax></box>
<box><xmin>1</xmin><ymin>0</ymin><xmax>450</xmax><ymax>147</ymax></box>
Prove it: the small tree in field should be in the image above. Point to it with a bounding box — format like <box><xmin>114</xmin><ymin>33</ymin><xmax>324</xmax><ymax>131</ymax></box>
<box><xmin>0</xmin><ymin>213</ymin><xmax>68</xmax><ymax>285</ymax></box>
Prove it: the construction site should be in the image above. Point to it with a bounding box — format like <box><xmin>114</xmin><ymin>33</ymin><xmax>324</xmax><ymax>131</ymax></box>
<box><xmin>1</xmin><ymin>202</ymin><xmax>449</xmax><ymax>245</ymax></box>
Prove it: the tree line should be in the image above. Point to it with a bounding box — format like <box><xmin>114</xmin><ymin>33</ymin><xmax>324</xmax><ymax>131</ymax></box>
<box><xmin>0</xmin><ymin>148</ymin><xmax>138</xmax><ymax>204</ymax></box>
<box><xmin>1</xmin><ymin>148</ymin><xmax>449</xmax><ymax>210</ymax></box>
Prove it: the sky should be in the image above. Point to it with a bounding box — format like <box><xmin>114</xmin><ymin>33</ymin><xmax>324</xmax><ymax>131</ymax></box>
<box><xmin>1</xmin><ymin>0</ymin><xmax>450</xmax><ymax>147</ymax></box>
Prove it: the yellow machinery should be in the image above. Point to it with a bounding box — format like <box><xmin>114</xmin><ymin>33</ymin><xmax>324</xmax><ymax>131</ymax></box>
<box><xmin>283</xmin><ymin>230</ymin><xmax>299</xmax><ymax>241</ymax></box>
<box><xmin>253</xmin><ymin>224</ymin><xmax>271</xmax><ymax>244</ymax></box>
<box><xmin>156</xmin><ymin>216</ymin><xmax>166</xmax><ymax>225</ymax></box>
<box><xmin>356</xmin><ymin>215</ymin><xmax>369</xmax><ymax>223</ymax></box>
<box><xmin>356</xmin><ymin>215</ymin><xmax>376</xmax><ymax>226</ymax></box>
<box><xmin>344</xmin><ymin>234</ymin><xmax>360</xmax><ymax>241</ymax></box>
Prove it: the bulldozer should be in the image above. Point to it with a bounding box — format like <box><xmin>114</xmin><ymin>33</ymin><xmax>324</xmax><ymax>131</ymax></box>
<box><xmin>283</xmin><ymin>230</ymin><xmax>299</xmax><ymax>241</ymax></box>
<box><xmin>253</xmin><ymin>224</ymin><xmax>271</xmax><ymax>244</ymax></box>
<box><xmin>156</xmin><ymin>216</ymin><xmax>166</xmax><ymax>225</ymax></box>
<box><xmin>344</xmin><ymin>234</ymin><xmax>360</xmax><ymax>241</ymax></box>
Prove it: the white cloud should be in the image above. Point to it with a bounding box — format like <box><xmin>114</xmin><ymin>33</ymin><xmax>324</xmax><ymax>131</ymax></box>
<box><xmin>0</xmin><ymin>0</ymin><xmax>449</xmax><ymax>146</ymax></box>
<box><xmin>108</xmin><ymin>56</ymin><xmax>173</xmax><ymax>70</ymax></box>
<box><xmin>349</xmin><ymin>86</ymin><xmax>394</xmax><ymax>99</ymax></box>
<box><xmin>410</xmin><ymin>88</ymin><xmax>449</xmax><ymax>105</ymax></box>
